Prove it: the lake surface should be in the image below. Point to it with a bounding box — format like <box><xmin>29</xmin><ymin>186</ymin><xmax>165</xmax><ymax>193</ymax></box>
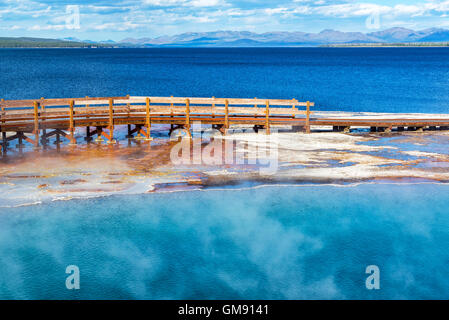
<box><xmin>1</xmin><ymin>47</ymin><xmax>449</xmax><ymax>113</ymax></box>
<box><xmin>0</xmin><ymin>184</ymin><xmax>448</xmax><ymax>299</ymax></box>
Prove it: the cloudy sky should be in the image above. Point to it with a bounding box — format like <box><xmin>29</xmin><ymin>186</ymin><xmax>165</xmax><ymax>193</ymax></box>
<box><xmin>0</xmin><ymin>0</ymin><xmax>449</xmax><ymax>40</ymax></box>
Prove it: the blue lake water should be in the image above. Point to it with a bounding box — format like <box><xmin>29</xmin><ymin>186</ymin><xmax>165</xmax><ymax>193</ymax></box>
<box><xmin>0</xmin><ymin>47</ymin><xmax>449</xmax><ymax>113</ymax></box>
<box><xmin>0</xmin><ymin>184</ymin><xmax>449</xmax><ymax>300</ymax></box>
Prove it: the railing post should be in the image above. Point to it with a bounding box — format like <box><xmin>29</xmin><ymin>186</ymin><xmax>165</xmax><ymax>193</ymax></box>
<box><xmin>170</xmin><ymin>95</ymin><xmax>174</xmax><ymax>130</ymax></box>
<box><xmin>108</xmin><ymin>98</ymin><xmax>115</xmax><ymax>143</ymax></box>
<box><xmin>292</xmin><ymin>99</ymin><xmax>297</xmax><ymax>118</ymax></box>
<box><xmin>254</xmin><ymin>97</ymin><xmax>258</xmax><ymax>109</ymax></box>
<box><xmin>69</xmin><ymin>100</ymin><xmax>74</xmax><ymax>130</ymax></box>
<box><xmin>1</xmin><ymin>99</ymin><xmax>4</xmax><ymax>138</ymax></box>
<box><xmin>144</xmin><ymin>97</ymin><xmax>152</xmax><ymax>141</ymax></box>
<box><xmin>212</xmin><ymin>96</ymin><xmax>215</xmax><ymax>119</ymax></box>
<box><xmin>0</xmin><ymin>98</ymin><xmax>4</xmax><ymax>129</ymax></box>
<box><xmin>40</xmin><ymin>97</ymin><xmax>47</xmax><ymax>145</ymax></box>
<box><xmin>69</xmin><ymin>99</ymin><xmax>76</xmax><ymax>144</ymax></box>
<box><xmin>185</xmin><ymin>98</ymin><xmax>191</xmax><ymax>137</ymax></box>
<box><xmin>136</xmin><ymin>98</ymin><xmax>152</xmax><ymax>141</ymax></box>
<box><xmin>254</xmin><ymin>97</ymin><xmax>258</xmax><ymax>119</ymax></box>
<box><xmin>146</xmin><ymin>97</ymin><xmax>150</xmax><ymax>127</ymax></box>
<box><xmin>225</xmin><ymin>99</ymin><xmax>229</xmax><ymax>130</ymax></box>
<box><xmin>33</xmin><ymin>101</ymin><xmax>39</xmax><ymax>142</ymax></box>
<box><xmin>305</xmin><ymin>101</ymin><xmax>311</xmax><ymax>134</ymax></box>
<box><xmin>33</xmin><ymin>101</ymin><xmax>40</xmax><ymax>148</ymax></box>
<box><xmin>1</xmin><ymin>99</ymin><xmax>5</xmax><ymax>153</ymax></box>
<box><xmin>265</xmin><ymin>100</ymin><xmax>270</xmax><ymax>135</ymax></box>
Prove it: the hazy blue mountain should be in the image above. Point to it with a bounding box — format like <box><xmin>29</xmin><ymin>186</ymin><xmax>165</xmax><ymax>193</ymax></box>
<box><xmin>118</xmin><ymin>28</ymin><xmax>449</xmax><ymax>46</ymax></box>
<box><xmin>6</xmin><ymin>28</ymin><xmax>449</xmax><ymax>48</ymax></box>
<box><xmin>418</xmin><ymin>30</ymin><xmax>449</xmax><ymax>42</ymax></box>
<box><xmin>59</xmin><ymin>37</ymin><xmax>84</xmax><ymax>42</ymax></box>
<box><xmin>367</xmin><ymin>27</ymin><xmax>417</xmax><ymax>42</ymax></box>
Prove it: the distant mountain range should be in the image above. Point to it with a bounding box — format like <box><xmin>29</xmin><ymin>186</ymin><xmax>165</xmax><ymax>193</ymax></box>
<box><xmin>3</xmin><ymin>28</ymin><xmax>449</xmax><ymax>48</ymax></box>
<box><xmin>114</xmin><ymin>27</ymin><xmax>449</xmax><ymax>47</ymax></box>
<box><xmin>60</xmin><ymin>37</ymin><xmax>117</xmax><ymax>45</ymax></box>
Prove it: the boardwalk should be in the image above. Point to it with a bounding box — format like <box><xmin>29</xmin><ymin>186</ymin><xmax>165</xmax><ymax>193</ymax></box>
<box><xmin>1</xmin><ymin>95</ymin><xmax>449</xmax><ymax>154</ymax></box>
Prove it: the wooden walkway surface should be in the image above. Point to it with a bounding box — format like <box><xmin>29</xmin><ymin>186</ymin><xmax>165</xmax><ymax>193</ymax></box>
<box><xmin>1</xmin><ymin>95</ymin><xmax>449</xmax><ymax>153</ymax></box>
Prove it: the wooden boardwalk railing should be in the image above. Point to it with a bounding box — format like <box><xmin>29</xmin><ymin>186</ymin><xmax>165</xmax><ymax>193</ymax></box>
<box><xmin>0</xmin><ymin>95</ymin><xmax>314</xmax><ymax>153</ymax></box>
<box><xmin>1</xmin><ymin>95</ymin><xmax>449</xmax><ymax>155</ymax></box>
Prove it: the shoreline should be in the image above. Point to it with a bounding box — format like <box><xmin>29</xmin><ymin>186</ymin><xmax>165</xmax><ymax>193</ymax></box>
<box><xmin>3</xmin><ymin>179</ymin><xmax>449</xmax><ymax>209</ymax></box>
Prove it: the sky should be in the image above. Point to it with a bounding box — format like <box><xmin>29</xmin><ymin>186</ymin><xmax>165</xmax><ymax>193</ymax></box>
<box><xmin>0</xmin><ymin>0</ymin><xmax>448</xmax><ymax>41</ymax></box>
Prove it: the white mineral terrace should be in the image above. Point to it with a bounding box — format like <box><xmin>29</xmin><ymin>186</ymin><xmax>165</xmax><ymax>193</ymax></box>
<box><xmin>313</xmin><ymin>110</ymin><xmax>449</xmax><ymax>120</ymax></box>
<box><xmin>0</xmin><ymin>121</ymin><xmax>448</xmax><ymax>207</ymax></box>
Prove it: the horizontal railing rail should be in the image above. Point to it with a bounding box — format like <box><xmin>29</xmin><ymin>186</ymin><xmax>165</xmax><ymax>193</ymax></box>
<box><xmin>0</xmin><ymin>96</ymin><xmax>314</xmax><ymax>107</ymax></box>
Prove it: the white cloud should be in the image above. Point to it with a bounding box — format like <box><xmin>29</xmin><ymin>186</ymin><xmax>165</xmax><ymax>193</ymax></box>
<box><xmin>0</xmin><ymin>24</ymin><xmax>23</xmax><ymax>30</ymax></box>
<box><xmin>143</xmin><ymin>0</ymin><xmax>227</xmax><ymax>7</ymax></box>
<box><xmin>265</xmin><ymin>7</ymin><xmax>290</xmax><ymax>15</ymax></box>
<box><xmin>189</xmin><ymin>0</ymin><xmax>224</xmax><ymax>7</ymax></box>
<box><xmin>28</xmin><ymin>24</ymin><xmax>65</xmax><ymax>31</ymax></box>
<box><xmin>93</xmin><ymin>21</ymin><xmax>140</xmax><ymax>31</ymax></box>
